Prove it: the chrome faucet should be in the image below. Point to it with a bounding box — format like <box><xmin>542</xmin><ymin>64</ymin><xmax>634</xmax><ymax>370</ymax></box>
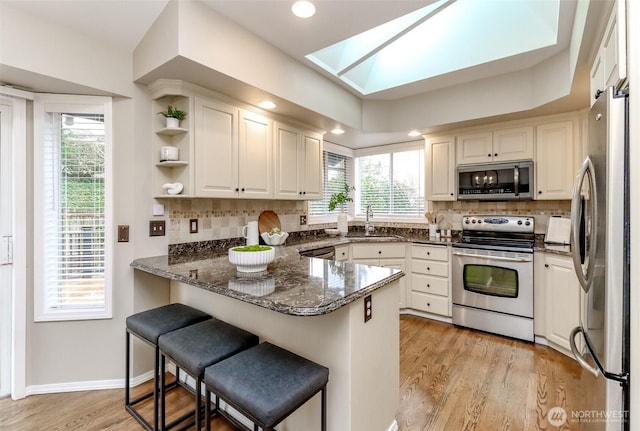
<box><xmin>365</xmin><ymin>204</ymin><xmax>374</xmax><ymax>235</ymax></box>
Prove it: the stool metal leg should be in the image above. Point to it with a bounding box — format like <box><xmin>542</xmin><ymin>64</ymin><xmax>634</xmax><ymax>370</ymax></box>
<box><xmin>321</xmin><ymin>386</ymin><xmax>327</xmax><ymax>431</ymax></box>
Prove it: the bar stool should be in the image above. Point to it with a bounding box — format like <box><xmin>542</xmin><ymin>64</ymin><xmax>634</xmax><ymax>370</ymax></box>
<box><xmin>126</xmin><ymin>303</ymin><xmax>211</xmax><ymax>431</ymax></box>
<box><xmin>158</xmin><ymin>318</ymin><xmax>259</xmax><ymax>430</ymax></box>
<box><xmin>203</xmin><ymin>342</ymin><xmax>329</xmax><ymax>431</ymax></box>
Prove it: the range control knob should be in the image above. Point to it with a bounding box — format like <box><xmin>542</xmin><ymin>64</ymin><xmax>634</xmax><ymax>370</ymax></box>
<box><xmin>517</xmin><ymin>220</ymin><xmax>523</xmax><ymax>225</ymax></box>
<box><xmin>525</xmin><ymin>221</ymin><xmax>531</xmax><ymax>226</ymax></box>
<box><xmin>465</xmin><ymin>219</ymin><xmax>470</xmax><ymax>224</ymax></box>
<box><xmin>472</xmin><ymin>219</ymin><xmax>477</xmax><ymax>224</ymax></box>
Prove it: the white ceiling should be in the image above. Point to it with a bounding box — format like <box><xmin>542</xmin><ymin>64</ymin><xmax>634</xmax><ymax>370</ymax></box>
<box><xmin>1</xmin><ymin>0</ymin><xmax>605</xmax><ymax>148</ymax></box>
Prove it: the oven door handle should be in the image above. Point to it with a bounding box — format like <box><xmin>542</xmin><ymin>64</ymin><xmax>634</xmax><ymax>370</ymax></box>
<box><xmin>451</xmin><ymin>251</ymin><xmax>532</xmax><ymax>263</ymax></box>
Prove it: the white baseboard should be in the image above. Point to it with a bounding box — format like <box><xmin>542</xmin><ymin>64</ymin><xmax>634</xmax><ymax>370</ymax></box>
<box><xmin>400</xmin><ymin>308</ymin><xmax>453</xmax><ymax>324</ymax></box>
<box><xmin>25</xmin><ymin>369</ymin><xmax>154</xmax><ymax>396</ymax></box>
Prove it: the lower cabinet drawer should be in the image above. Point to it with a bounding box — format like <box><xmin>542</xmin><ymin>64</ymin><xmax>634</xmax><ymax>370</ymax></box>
<box><xmin>411</xmin><ymin>260</ymin><xmax>448</xmax><ymax>277</ymax></box>
<box><xmin>411</xmin><ymin>292</ymin><xmax>450</xmax><ymax>316</ymax></box>
<box><xmin>411</xmin><ymin>273</ymin><xmax>448</xmax><ymax>296</ymax></box>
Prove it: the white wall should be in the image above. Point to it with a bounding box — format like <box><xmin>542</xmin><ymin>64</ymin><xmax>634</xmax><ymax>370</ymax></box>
<box><xmin>1</xmin><ymin>3</ymin><xmax>167</xmax><ymax>391</ymax></box>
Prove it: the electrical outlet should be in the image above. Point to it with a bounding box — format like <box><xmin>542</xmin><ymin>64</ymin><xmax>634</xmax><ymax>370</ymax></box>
<box><xmin>149</xmin><ymin>220</ymin><xmax>166</xmax><ymax>237</ymax></box>
<box><xmin>300</xmin><ymin>215</ymin><xmax>307</xmax><ymax>225</ymax></box>
<box><xmin>190</xmin><ymin>218</ymin><xmax>198</xmax><ymax>233</ymax></box>
<box><xmin>117</xmin><ymin>225</ymin><xmax>129</xmax><ymax>242</ymax></box>
<box><xmin>364</xmin><ymin>295</ymin><xmax>372</xmax><ymax>322</ymax></box>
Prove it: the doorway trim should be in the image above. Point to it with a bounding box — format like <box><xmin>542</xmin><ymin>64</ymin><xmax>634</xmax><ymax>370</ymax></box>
<box><xmin>1</xmin><ymin>86</ymin><xmax>31</xmax><ymax>399</ymax></box>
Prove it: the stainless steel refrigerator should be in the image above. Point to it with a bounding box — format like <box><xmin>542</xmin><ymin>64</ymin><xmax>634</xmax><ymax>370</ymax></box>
<box><xmin>569</xmin><ymin>86</ymin><xmax>629</xmax><ymax>430</ymax></box>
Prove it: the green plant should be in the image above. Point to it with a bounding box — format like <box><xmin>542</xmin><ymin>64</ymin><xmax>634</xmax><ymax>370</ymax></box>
<box><xmin>157</xmin><ymin>105</ymin><xmax>187</xmax><ymax>121</ymax></box>
<box><xmin>328</xmin><ymin>183</ymin><xmax>355</xmax><ymax>212</ymax></box>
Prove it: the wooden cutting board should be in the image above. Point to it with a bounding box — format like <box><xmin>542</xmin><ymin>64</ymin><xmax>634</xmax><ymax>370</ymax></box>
<box><xmin>258</xmin><ymin>210</ymin><xmax>281</xmax><ymax>234</ymax></box>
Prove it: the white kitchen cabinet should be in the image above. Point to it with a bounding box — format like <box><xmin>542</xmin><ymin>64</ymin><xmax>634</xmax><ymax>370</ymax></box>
<box><xmin>535</xmin><ymin>253</ymin><xmax>581</xmax><ymax>352</ymax></box>
<box><xmin>535</xmin><ymin>120</ymin><xmax>575</xmax><ymax>200</ymax></box>
<box><xmin>456</xmin><ymin>132</ymin><xmax>493</xmax><ymax>165</ymax></box>
<box><xmin>456</xmin><ymin>127</ymin><xmax>533</xmax><ymax>165</ymax></box>
<box><xmin>193</xmin><ymin>96</ymin><xmax>239</xmax><ymax>198</ymax></box>
<box><xmin>350</xmin><ymin>243</ymin><xmax>407</xmax><ymax>307</ymax></box>
<box><xmin>492</xmin><ymin>126</ymin><xmax>534</xmax><ymax>161</ymax></box>
<box><xmin>590</xmin><ymin>0</ymin><xmax>627</xmax><ymax>106</ymax></box>
<box><xmin>193</xmin><ymin>98</ymin><xmax>272</xmax><ymax>198</ymax></box>
<box><xmin>409</xmin><ymin>244</ymin><xmax>450</xmax><ymax>317</ymax></box>
<box><xmin>274</xmin><ymin>123</ymin><xmax>323</xmax><ymax>200</ymax></box>
<box><xmin>238</xmin><ymin>110</ymin><xmax>273</xmax><ymax>199</ymax></box>
<box><xmin>425</xmin><ymin>135</ymin><xmax>456</xmax><ymax>201</ymax></box>
<box><xmin>334</xmin><ymin>245</ymin><xmax>349</xmax><ymax>262</ymax></box>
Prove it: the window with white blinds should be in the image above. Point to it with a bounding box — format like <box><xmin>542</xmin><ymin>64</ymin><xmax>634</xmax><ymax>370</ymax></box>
<box><xmin>34</xmin><ymin>95</ymin><xmax>112</xmax><ymax>321</ymax></box>
<box><xmin>308</xmin><ymin>149</ymin><xmax>353</xmax><ymax>219</ymax></box>
<box><xmin>355</xmin><ymin>147</ymin><xmax>425</xmax><ymax>218</ymax></box>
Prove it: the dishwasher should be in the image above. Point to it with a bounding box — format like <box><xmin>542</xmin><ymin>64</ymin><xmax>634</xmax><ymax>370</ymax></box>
<box><xmin>299</xmin><ymin>246</ymin><xmax>335</xmax><ymax>260</ymax></box>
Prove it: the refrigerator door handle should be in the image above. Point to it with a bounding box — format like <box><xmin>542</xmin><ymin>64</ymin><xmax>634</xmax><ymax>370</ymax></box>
<box><xmin>570</xmin><ymin>157</ymin><xmax>598</xmax><ymax>292</ymax></box>
<box><xmin>569</xmin><ymin>326</ymin><xmax>600</xmax><ymax>378</ymax></box>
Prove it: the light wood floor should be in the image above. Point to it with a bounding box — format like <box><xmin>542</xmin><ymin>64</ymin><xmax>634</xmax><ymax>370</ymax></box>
<box><xmin>0</xmin><ymin>315</ymin><xmax>585</xmax><ymax>431</ymax></box>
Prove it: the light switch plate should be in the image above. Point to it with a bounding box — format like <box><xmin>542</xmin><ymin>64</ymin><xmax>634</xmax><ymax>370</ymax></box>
<box><xmin>117</xmin><ymin>225</ymin><xmax>129</xmax><ymax>242</ymax></box>
<box><xmin>149</xmin><ymin>220</ymin><xmax>166</xmax><ymax>237</ymax></box>
<box><xmin>190</xmin><ymin>218</ymin><xmax>198</xmax><ymax>234</ymax></box>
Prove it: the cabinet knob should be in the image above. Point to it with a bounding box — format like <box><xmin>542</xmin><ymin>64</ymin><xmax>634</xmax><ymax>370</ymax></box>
<box><xmin>450</xmin><ymin>193</ymin><xmax>454</xmax><ymax>196</ymax></box>
<box><xmin>494</xmin><ymin>153</ymin><xmax>498</xmax><ymax>157</ymax></box>
<box><xmin>595</xmin><ymin>89</ymin><xmax>604</xmax><ymax>100</ymax></box>
<box><xmin>427</xmin><ymin>302</ymin><xmax>431</xmax><ymax>307</ymax></box>
<box><xmin>235</xmin><ymin>188</ymin><xmax>239</xmax><ymax>192</ymax></box>
<box><xmin>241</xmin><ymin>188</ymin><xmax>245</xmax><ymax>192</ymax></box>
<box><xmin>426</xmin><ymin>251</ymin><xmax>430</xmax><ymax>255</ymax></box>
<box><xmin>378</xmin><ymin>250</ymin><xmax>382</xmax><ymax>254</ymax></box>
<box><xmin>538</xmin><ymin>190</ymin><xmax>542</xmax><ymax>194</ymax></box>
<box><xmin>487</xmin><ymin>154</ymin><xmax>491</xmax><ymax>157</ymax></box>
<box><xmin>427</xmin><ymin>284</ymin><xmax>430</xmax><ymax>288</ymax></box>
<box><xmin>545</xmin><ymin>263</ymin><xmax>549</xmax><ymax>268</ymax></box>
<box><xmin>299</xmin><ymin>191</ymin><xmax>303</xmax><ymax>195</ymax></box>
<box><xmin>303</xmin><ymin>191</ymin><xmax>306</xmax><ymax>195</ymax></box>
<box><xmin>427</xmin><ymin>267</ymin><xmax>430</xmax><ymax>271</ymax></box>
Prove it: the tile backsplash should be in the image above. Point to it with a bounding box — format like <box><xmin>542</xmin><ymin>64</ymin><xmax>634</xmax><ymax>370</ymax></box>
<box><xmin>167</xmin><ymin>198</ymin><xmax>571</xmax><ymax>245</ymax></box>
<box><xmin>167</xmin><ymin>199</ymin><xmax>306</xmax><ymax>244</ymax></box>
<box><xmin>431</xmin><ymin>200</ymin><xmax>571</xmax><ymax>234</ymax></box>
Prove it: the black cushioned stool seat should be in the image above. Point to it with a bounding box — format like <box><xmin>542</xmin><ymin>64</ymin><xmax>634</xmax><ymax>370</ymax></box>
<box><xmin>203</xmin><ymin>342</ymin><xmax>329</xmax><ymax>431</ymax></box>
<box><xmin>126</xmin><ymin>303</ymin><xmax>211</xmax><ymax>431</ymax></box>
<box><xmin>158</xmin><ymin>318</ymin><xmax>259</xmax><ymax>430</ymax></box>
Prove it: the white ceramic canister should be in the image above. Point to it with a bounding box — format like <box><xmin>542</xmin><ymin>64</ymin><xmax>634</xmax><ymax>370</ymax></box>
<box><xmin>242</xmin><ymin>221</ymin><xmax>260</xmax><ymax>245</ymax></box>
<box><xmin>160</xmin><ymin>146</ymin><xmax>180</xmax><ymax>161</ymax></box>
<box><xmin>429</xmin><ymin>224</ymin><xmax>438</xmax><ymax>238</ymax></box>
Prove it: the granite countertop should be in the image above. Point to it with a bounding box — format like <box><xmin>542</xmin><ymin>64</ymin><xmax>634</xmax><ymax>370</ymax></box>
<box><xmin>131</xmin><ymin>244</ymin><xmax>405</xmax><ymax>317</ymax></box>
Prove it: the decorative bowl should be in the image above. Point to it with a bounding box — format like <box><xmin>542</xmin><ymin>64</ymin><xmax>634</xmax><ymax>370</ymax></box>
<box><xmin>228</xmin><ymin>245</ymin><xmax>275</xmax><ymax>273</ymax></box>
<box><xmin>325</xmin><ymin>228</ymin><xmax>340</xmax><ymax>237</ymax></box>
<box><xmin>228</xmin><ymin>274</ymin><xmax>275</xmax><ymax>296</ymax></box>
<box><xmin>260</xmin><ymin>231</ymin><xmax>289</xmax><ymax>246</ymax></box>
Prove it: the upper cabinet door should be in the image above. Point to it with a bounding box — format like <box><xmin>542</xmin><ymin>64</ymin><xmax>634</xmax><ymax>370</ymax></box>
<box><xmin>301</xmin><ymin>132</ymin><xmax>323</xmax><ymax>200</ymax></box>
<box><xmin>492</xmin><ymin>126</ymin><xmax>534</xmax><ymax>162</ymax></box>
<box><xmin>194</xmin><ymin>96</ymin><xmax>239</xmax><ymax>198</ymax></box>
<box><xmin>456</xmin><ymin>132</ymin><xmax>493</xmax><ymax>165</ymax></box>
<box><xmin>425</xmin><ymin>135</ymin><xmax>455</xmax><ymax>201</ymax></box>
<box><xmin>274</xmin><ymin>122</ymin><xmax>302</xmax><ymax>199</ymax></box>
<box><xmin>535</xmin><ymin>121</ymin><xmax>575</xmax><ymax>200</ymax></box>
<box><xmin>238</xmin><ymin>110</ymin><xmax>273</xmax><ymax>199</ymax></box>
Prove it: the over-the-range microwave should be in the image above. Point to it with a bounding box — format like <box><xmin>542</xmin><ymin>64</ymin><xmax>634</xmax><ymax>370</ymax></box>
<box><xmin>457</xmin><ymin>161</ymin><xmax>534</xmax><ymax>201</ymax></box>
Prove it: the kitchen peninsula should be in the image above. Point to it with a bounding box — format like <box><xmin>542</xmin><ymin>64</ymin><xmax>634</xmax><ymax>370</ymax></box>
<box><xmin>131</xmin><ymin>245</ymin><xmax>404</xmax><ymax>431</ymax></box>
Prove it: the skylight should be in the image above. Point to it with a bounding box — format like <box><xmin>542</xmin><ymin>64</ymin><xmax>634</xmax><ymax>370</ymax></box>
<box><xmin>306</xmin><ymin>0</ymin><xmax>560</xmax><ymax>95</ymax></box>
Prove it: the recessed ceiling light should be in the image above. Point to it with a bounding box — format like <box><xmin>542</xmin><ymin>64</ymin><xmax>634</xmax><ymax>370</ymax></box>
<box><xmin>292</xmin><ymin>1</ymin><xmax>316</xmax><ymax>18</ymax></box>
<box><xmin>408</xmin><ymin>130</ymin><xmax>422</xmax><ymax>137</ymax></box>
<box><xmin>257</xmin><ymin>100</ymin><xmax>276</xmax><ymax>109</ymax></box>
<box><xmin>331</xmin><ymin>128</ymin><xmax>345</xmax><ymax>135</ymax></box>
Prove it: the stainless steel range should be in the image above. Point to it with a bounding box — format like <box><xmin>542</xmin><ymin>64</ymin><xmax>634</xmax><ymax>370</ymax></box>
<box><xmin>452</xmin><ymin>215</ymin><xmax>535</xmax><ymax>342</ymax></box>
